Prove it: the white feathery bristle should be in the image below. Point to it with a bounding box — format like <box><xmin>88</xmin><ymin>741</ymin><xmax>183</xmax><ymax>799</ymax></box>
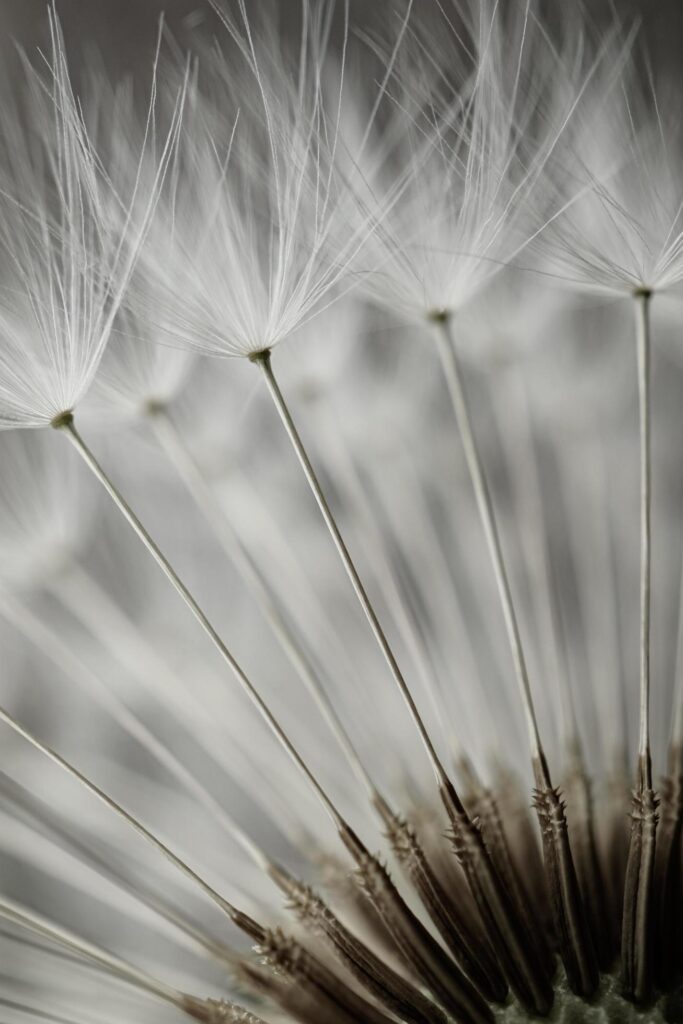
<box><xmin>336</xmin><ymin>0</ymin><xmax>598</xmax><ymax>323</ymax></box>
<box><xmin>130</xmin><ymin>1</ymin><xmax>390</xmax><ymax>361</ymax></box>
<box><xmin>81</xmin><ymin>311</ymin><xmax>196</xmax><ymax>429</ymax></box>
<box><xmin>0</xmin><ymin>9</ymin><xmax>185</xmax><ymax>430</ymax></box>
<box><xmin>538</xmin><ymin>41</ymin><xmax>683</xmax><ymax>296</ymax></box>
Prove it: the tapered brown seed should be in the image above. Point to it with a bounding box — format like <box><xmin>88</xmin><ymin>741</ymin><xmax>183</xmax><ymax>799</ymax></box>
<box><xmin>372</xmin><ymin>786</ymin><xmax>506</xmax><ymax>1002</ymax></box>
<box><xmin>238</xmin><ymin>960</ymin><xmax>344</xmax><ymax>1024</ymax></box>
<box><xmin>440</xmin><ymin>777</ymin><xmax>555</xmax><ymax>1016</ymax></box>
<box><xmin>532</xmin><ymin>753</ymin><xmax>599</xmax><ymax>997</ymax></box>
<box><xmin>374</xmin><ymin>794</ymin><xmax>508</xmax><ymax>1003</ymax></box>
<box><xmin>406</xmin><ymin>802</ymin><xmax>486</xmax><ymax>940</ymax></box>
<box><xmin>655</xmin><ymin>743</ymin><xmax>683</xmax><ymax>988</ymax></box>
<box><xmin>490</xmin><ymin>767</ymin><xmax>553</xmax><ymax>942</ymax></box>
<box><xmin>270</xmin><ymin>863</ymin><xmax>448</xmax><ymax>1024</ymax></box>
<box><xmin>262</xmin><ymin>928</ymin><xmax>411</xmax><ymax>1024</ymax></box>
<box><xmin>463</xmin><ymin>777</ymin><xmax>555</xmax><ymax>980</ymax></box>
<box><xmin>182</xmin><ymin>996</ymin><xmax>271</xmax><ymax>1023</ymax></box>
<box><xmin>655</xmin><ymin>781</ymin><xmax>683</xmax><ymax>987</ymax></box>
<box><xmin>564</xmin><ymin>760</ymin><xmax>613</xmax><ymax>969</ymax></box>
<box><xmin>408</xmin><ymin>803</ymin><xmax>496</xmax><ymax>979</ymax></box>
<box><xmin>621</xmin><ymin>753</ymin><xmax>659</xmax><ymax>1004</ymax></box>
<box><xmin>602</xmin><ymin>767</ymin><xmax>631</xmax><ymax>953</ymax></box>
<box><xmin>313</xmin><ymin>848</ymin><xmax>400</xmax><ymax>961</ymax></box>
<box><xmin>243</xmin><ymin>920</ymin><xmax>399</xmax><ymax>1024</ymax></box>
<box><xmin>253</xmin><ymin>347</ymin><xmax>537</xmax><ymax>1015</ymax></box>
<box><xmin>339</xmin><ymin>823</ymin><xmax>495</xmax><ymax>1024</ymax></box>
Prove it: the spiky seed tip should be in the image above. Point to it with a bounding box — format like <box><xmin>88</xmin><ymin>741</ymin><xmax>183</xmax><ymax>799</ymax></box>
<box><xmin>181</xmin><ymin>995</ymin><xmax>271</xmax><ymax>1023</ymax></box>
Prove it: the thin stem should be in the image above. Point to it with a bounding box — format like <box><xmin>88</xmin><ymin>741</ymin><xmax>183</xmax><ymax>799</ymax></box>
<box><xmin>563</xmin><ymin>436</ymin><xmax>628</xmax><ymax>778</ymax></box>
<box><xmin>636</xmin><ymin>291</ymin><xmax>652</xmax><ymax>780</ymax></box>
<box><xmin>620</xmin><ymin>291</ymin><xmax>658</xmax><ymax>1006</ymax></box>
<box><xmin>149</xmin><ymin>406</ymin><xmax>378</xmax><ymax>804</ymax></box>
<box><xmin>51</xmin><ymin>562</ymin><xmax>306</xmax><ymax>851</ymax></box>
<box><xmin>433</xmin><ymin>319</ymin><xmax>600</xmax><ymax>996</ymax></box>
<box><xmin>499</xmin><ymin>365</ymin><xmax>579</xmax><ymax>759</ymax></box>
<box><xmin>433</xmin><ymin>317</ymin><xmax>544</xmax><ymax>766</ymax></box>
<box><xmin>0</xmin><ymin>593</ymin><xmax>270</xmax><ymax>874</ymax></box>
<box><xmin>0</xmin><ymin>703</ymin><xmax>252</xmax><ymax>928</ymax></box>
<box><xmin>253</xmin><ymin>351</ymin><xmax>456</xmax><ymax>799</ymax></box>
<box><xmin>0</xmin><ymin>772</ymin><xmax>239</xmax><ymax>965</ymax></box>
<box><xmin>315</xmin><ymin>413</ymin><xmax>458</xmax><ymax>758</ymax></box>
<box><xmin>0</xmin><ymin>895</ymin><xmax>191</xmax><ymax>1010</ymax></box>
<box><xmin>0</xmin><ymin>1000</ymin><xmax>95</xmax><ymax>1024</ymax></box>
<box><xmin>223</xmin><ymin>463</ymin><xmax>367</xmax><ymax>697</ymax></box>
<box><xmin>55</xmin><ymin>414</ymin><xmax>346</xmax><ymax>833</ymax></box>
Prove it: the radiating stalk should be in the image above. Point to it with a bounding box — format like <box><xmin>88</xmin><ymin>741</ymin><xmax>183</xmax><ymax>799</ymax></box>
<box><xmin>51</xmin><ymin>413</ymin><xmax>490</xmax><ymax>1022</ymax></box>
<box><xmin>0</xmin><ymin>706</ymin><xmax>405</xmax><ymax>1024</ymax></box>
<box><xmin>51</xmin><ymin>562</ymin><xmax>304</xmax><ymax>850</ymax></box>
<box><xmin>0</xmin><ymin>592</ymin><xmax>270</xmax><ymax>872</ymax></box>
<box><xmin>0</xmin><ymin>1000</ymin><xmax>95</xmax><ymax>1024</ymax></box>
<box><xmin>0</xmin><ymin>770</ymin><xmax>241</xmax><ymax>968</ymax></box>
<box><xmin>561</xmin><ymin>435</ymin><xmax>630</xmax><ymax>954</ymax></box>
<box><xmin>150</xmin><ymin>404</ymin><xmax>506</xmax><ymax>1001</ymax></box>
<box><xmin>432</xmin><ymin>318</ymin><xmax>543</xmax><ymax>762</ymax></box>
<box><xmin>621</xmin><ymin>289</ymin><xmax>658</xmax><ymax>1005</ymax></box>
<box><xmin>53</xmin><ymin>412</ymin><xmax>343</xmax><ymax>832</ymax></box>
<box><xmin>312</xmin><ymin>413</ymin><xmax>459</xmax><ymax>756</ymax></box>
<box><xmin>251</xmin><ymin>351</ymin><xmax>453</xmax><ymax>791</ymax></box>
<box><xmin>149</xmin><ymin>405</ymin><xmax>378</xmax><ymax>804</ymax></box>
<box><xmin>497</xmin><ymin>366</ymin><xmax>576</xmax><ymax>751</ymax></box>
<box><xmin>0</xmin><ymin>895</ymin><xmax>199</xmax><ymax>1013</ymax></box>
<box><xmin>3</xmin><ymin>612</ymin><xmax>425</xmax><ymax>1019</ymax></box>
<box><xmin>635</xmin><ymin>290</ymin><xmax>653</xmax><ymax>777</ymax></box>
<box><xmin>496</xmin><ymin>368</ymin><xmax>611</xmax><ymax>968</ymax></box>
<box><xmin>0</xmin><ymin>703</ymin><xmax>255</xmax><ymax>923</ymax></box>
<box><xmin>252</xmin><ymin>349</ymin><xmax>554</xmax><ymax>1016</ymax></box>
<box><xmin>431</xmin><ymin>313</ymin><xmax>598</xmax><ymax>997</ymax></box>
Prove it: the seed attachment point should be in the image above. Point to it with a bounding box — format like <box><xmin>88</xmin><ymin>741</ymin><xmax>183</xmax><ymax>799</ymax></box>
<box><xmin>145</xmin><ymin>398</ymin><xmax>167</xmax><ymax>417</ymax></box>
<box><xmin>248</xmin><ymin>348</ymin><xmax>272</xmax><ymax>365</ymax></box>
<box><xmin>50</xmin><ymin>410</ymin><xmax>74</xmax><ymax>430</ymax></box>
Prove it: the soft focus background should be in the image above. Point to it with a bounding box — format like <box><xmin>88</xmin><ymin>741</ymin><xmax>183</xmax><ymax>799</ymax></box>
<box><xmin>2</xmin><ymin>0</ymin><xmax>682</xmax><ymax>70</ymax></box>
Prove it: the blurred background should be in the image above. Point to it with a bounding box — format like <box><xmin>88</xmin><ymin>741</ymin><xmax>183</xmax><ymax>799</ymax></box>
<box><xmin>1</xmin><ymin>0</ymin><xmax>681</xmax><ymax>73</ymax></box>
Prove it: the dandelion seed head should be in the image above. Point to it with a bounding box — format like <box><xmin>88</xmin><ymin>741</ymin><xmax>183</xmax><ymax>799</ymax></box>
<box><xmin>0</xmin><ymin>8</ymin><xmax>184</xmax><ymax>432</ymax></box>
<box><xmin>341</xmin><ymin>0</ymin><xmax>596</xmax><ymax>325</ymax></box>
<box><xmin>81</xmin><ymin>312</ymin><xmax>196</xmax><ymax>429</ymax></box>
<box><xmin>132</xmin><ymin>1</ymin><xmax>381</xmax><ymax>363</ymax></box>
<box><xmin>540</xmin><ymin>55</ymin><xmax>683</xmax><ymax>297</ymax></box>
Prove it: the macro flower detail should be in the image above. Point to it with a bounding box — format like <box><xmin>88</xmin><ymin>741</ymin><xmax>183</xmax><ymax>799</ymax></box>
<box><xmin>0</xmin><ymin>13</ymin><xmax>184</xmax><ymax>432</ymax></box>
<box><xmin>0</xmin><ymin>3</ymin><xmax>682</xmax><ymax>1024</ymax></box>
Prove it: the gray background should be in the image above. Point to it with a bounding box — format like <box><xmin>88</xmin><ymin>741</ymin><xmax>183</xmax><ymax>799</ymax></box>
<box><xmin>1</xmin><ymin>1</ymin><xmax>681</xmax><ymax>73</ymax></box>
